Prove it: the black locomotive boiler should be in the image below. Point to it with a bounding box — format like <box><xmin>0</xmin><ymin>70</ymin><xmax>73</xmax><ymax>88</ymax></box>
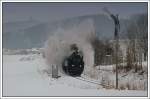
<box><xmin>62</xmin><ymin>44</ymin><xmax>84</xmax><ymax>77</ymax></box>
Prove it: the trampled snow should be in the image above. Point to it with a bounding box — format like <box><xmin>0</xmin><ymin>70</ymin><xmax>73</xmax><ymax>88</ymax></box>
<box><xmin>3</xmin><ymin>54</ymin><xmax>147</xmax><ymax>96</ymax></box>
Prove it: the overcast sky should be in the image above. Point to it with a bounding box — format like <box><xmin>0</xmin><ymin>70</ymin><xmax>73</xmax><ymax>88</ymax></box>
<box><xmin>3</xmin><ymin>2</ymin><xmax>148</xmax><ymax>23</ymax></box>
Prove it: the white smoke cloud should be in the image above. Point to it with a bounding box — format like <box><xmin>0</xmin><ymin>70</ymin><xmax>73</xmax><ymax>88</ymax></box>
<box><xmin>44</xmin><ymin>19</ymin><xmax>95</xmax><ymax>76</ymax></box>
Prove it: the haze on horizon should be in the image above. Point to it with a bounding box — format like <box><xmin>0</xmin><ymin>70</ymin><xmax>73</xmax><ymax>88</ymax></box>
<box><xmin>3</xmin><ymin>2</ymin><xmax>148</xmax><ymax>23</ymax></box>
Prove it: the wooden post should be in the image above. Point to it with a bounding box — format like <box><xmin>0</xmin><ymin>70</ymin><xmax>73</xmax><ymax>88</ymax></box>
<box><xmin>52</xmin><ymin>64</ymin><xmax>58</xmax><ymax>78</ymax></box>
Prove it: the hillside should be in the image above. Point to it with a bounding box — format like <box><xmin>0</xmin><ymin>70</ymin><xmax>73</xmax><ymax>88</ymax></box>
<box><xmin>3</xmin><ymin>14</ymin><xmax>127</xmax><ymax>49</ymax></box>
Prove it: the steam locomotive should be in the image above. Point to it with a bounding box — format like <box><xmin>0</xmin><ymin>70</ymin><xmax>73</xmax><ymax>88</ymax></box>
<box><xmin>62</xmin><ymin>44</ymin><xmax>84</xmax><ymax>77</ymax></box>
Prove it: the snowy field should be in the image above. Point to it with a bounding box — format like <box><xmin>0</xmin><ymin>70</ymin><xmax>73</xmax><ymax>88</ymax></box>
<box><xmin>3</xmin><ymin>54</ymin><xmax>147</xmax><ymax>96</ymax></box>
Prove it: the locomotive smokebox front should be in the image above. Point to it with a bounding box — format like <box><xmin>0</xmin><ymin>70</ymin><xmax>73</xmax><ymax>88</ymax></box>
<box><xmin>62</xmin><ymin>44</ymin><xmax>84</xmax><ymax>77</ymax></box>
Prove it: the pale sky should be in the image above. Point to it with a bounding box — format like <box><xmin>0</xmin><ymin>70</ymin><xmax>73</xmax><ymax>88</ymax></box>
<box><xmin>3</xmin><ymin>2</ymin><xmax>148</xmax><ymax>23</ymax></box>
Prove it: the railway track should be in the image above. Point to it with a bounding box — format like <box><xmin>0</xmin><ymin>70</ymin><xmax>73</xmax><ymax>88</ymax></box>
<box><xmin>73</xmin><ymin>75</ymin><xmax>114</xmax><ymax>88</ymax></box>
<box><xmin>74</xmin><ymin>76</ymin><xmax>102</xmax><ymax>85</ymax></box>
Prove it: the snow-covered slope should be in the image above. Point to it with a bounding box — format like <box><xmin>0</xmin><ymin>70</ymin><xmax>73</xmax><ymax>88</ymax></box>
<box><xmin>3</xmin><ymin>55</ymin><xmax>147</xmax><ymax>96</ymax></box>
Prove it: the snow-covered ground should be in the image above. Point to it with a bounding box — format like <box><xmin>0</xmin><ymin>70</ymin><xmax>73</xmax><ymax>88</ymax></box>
<box><xmin>3</xmin><ymin>54</ymin><xmax>147</xmax><ymax>96</ymax></box>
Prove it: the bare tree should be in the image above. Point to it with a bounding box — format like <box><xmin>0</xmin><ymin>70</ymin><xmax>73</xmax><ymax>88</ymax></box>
<box><xmin>126</xmin><ymin>13</ymin><xmax>148</xmax><ymax>71</ymax></box>
<box><xmin>91</xmin><ymin>37</ymin><xmax>114</xmax><ymax>66</ymax></box>
<box><xmin>91</xmin><ymin>37</ymin><xmax>106</xmax><ymax>66</ymax></box>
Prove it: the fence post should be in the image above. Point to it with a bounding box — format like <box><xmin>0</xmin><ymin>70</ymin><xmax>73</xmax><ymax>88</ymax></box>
<box><xmin>52</xmin><ymin>64</ymin><xmax>58</xmax><ymax>78</ymax></box>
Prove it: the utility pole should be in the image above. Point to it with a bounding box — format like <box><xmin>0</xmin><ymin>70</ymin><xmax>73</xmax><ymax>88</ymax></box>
<box><xmin>103</xmin><ymin>7</ymin><xmax>120</xmax><ymax>89</ymax></box>
<box><xmin>115</xmin><ymin>31</ymin><xmax>119</xmax><ymax>89</ymax></box>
